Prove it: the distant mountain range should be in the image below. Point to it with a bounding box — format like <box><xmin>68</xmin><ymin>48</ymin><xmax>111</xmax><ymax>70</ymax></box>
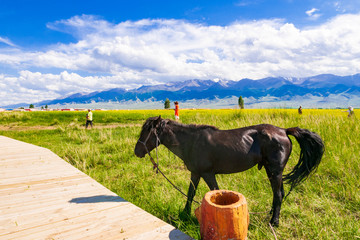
<box><xmin>4</xmin><ymin>74</ymin><xmax>360</xmax><ymax>109</ymax></box>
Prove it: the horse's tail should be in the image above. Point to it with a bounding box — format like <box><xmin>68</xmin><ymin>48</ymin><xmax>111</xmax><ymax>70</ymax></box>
<box><xmin>283</xmin><ymin>127</ymin><xmax>325</xmax><ymax>197</ymax></box>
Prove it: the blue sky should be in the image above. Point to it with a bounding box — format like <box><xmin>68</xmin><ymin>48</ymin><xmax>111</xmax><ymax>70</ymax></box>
<box><xmin>1</xmin><ymin>0</ymin><xmax>360</xmax><ymax>106</ymax></box>
<box><xmin>2</xmin><ymin>0</ymin><xmax>359</xmax><ymax>47</ymax></box>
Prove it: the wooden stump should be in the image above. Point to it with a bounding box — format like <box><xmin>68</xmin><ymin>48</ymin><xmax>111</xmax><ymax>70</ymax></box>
<box><xmin>195</xmin><ymin>190</ymin><xmax>249</xmax><ymax>240</ymax></box>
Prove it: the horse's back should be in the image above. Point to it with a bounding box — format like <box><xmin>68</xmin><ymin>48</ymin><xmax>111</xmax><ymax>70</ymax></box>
<box><xmin>204</xmin><ymin>124</ymin><xmax>291</xmax><ymax>174</ymax></box>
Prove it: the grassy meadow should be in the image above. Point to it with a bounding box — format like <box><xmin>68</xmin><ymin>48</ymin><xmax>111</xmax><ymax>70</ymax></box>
<box><xmin>0</xmin><ymin>109</ymin><xmax>359</xmax><ymax>239</ymax></box>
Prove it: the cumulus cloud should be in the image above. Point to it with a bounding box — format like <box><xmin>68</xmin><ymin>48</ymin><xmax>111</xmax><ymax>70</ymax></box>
<box><xmin>0</xmin><ymin>70</ymin><xmax>147</xmax><ymax>106</ymax></box>
<box><xmin>1</xmin><ymin>13</ymin><xmax>360</xmax><ymax>105</ymax></box>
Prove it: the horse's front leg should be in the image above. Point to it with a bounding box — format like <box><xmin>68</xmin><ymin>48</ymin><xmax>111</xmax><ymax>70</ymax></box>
<box><xmin>183</xmin><ymin>172</ymin><xmax>200</xmax><ymax>214</ymax></box>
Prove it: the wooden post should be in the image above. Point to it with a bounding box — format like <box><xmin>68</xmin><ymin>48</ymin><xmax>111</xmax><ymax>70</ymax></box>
<box><xmin>195</xmin><ymin>190</ymin><xmax>249</xmax><ymax>240</ymax></box>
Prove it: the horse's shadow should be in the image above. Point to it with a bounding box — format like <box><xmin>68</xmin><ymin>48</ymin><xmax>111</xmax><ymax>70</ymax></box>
<box><xmin>69</xmin><ymin>195</ymin><xmax>126</xmax><ymax>204</ymax></box>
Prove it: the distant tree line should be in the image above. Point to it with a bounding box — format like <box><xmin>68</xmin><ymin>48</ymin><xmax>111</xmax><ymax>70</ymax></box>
<box><xmin>27</xmin><ymin>104</ymin><xmax>48</xmax><ymax>109</ymax></box>
<box><xmin>163</xmin><ymin>97</ymin><xmax>244</xmax><ymax>109</ymax></box>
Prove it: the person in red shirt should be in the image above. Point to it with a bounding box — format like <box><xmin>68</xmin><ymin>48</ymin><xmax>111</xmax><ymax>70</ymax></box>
<box><xmin>174</xmin><ymin>101</ymin><xmax>179</xmax><ymax>121</ymax></box>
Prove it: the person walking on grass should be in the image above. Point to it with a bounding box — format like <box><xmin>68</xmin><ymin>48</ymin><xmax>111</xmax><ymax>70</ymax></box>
<box><xmin>86</xmin><ymin>109</ymin><xmax>93</xmax><ymax>129</ymax></box>
<box><xmin>174</xmin><ymin>101</ymin><xmax>179</xmax><ymax>121</ymax></box>
<box><xmin>344</xmin><ymin>106</ymin><xmax>354</xmax><ymax>117</ymax></box>
<box><xmin>298</xmin><ymin>106</ymin><xmax>303</xmax><ymax>115</ymax></box>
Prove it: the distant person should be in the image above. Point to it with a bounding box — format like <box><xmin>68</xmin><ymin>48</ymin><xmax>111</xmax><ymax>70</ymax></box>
<box><xmin>86</xmin><ymin>109</ymin><xmax>93</xmax><ymax>128</ymax></box>
<box><xmin>174</xmin><ymin>101</ymin><xmax>179</xmax><ymax>121</ymax></box>
<box><xmin>298</xmin><ymin>106</ymin><xmax>303</xmax><ymax>115</ymax></box>
<box><xmin>344</xmin><ymin>106</ymin><xmax>354</xmax><ymax>117</ymax></box>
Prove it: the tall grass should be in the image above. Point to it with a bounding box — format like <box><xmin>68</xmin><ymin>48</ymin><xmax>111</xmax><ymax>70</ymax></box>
<box><xmin>0</xmin><ymin>109</ymin><xmax>359</xmax><ymax>239</ymax></box>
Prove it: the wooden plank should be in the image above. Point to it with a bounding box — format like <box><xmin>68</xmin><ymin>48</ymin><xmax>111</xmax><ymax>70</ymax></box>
<box><xmin>0</xmin><ymin>181</ymin><xmax>107</xmax><ymax>209</ymax></box>
<box><xmin>0</xmin><ymin>153</ymin><xmax>60</xmax><ymax>164</ymax></box>
<box><xmin>0</xmin><ymin>136</ymin><xmax>193</xmax><ymax>240</ymax></box>
<box><xmin>0</xmin><ymin>172</ymin><xmax>85</xmax><ymax>185</ymax></box>
<box><xmin>0</xmin><ymin>165</ymin><xmax>80</xmax><ymax>179</ymax></box>
<box><xmin>0</xmin><ymin>175</ymin><xmax>89</xmax><ymax>194</ymax></box>
<box><xmin>0</xmin><ymin>174</ymin><xmax>85</xmax><ymax>190</ymax></box>
<box><xmin>2</xmin><ymin>205</ymin><xmax>169</xmax><ymax>240</ymax></box>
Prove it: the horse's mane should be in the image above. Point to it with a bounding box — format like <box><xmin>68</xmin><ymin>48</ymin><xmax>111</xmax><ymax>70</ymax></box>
<box><xmin>142</xmin><ymin>117</ymin><xmax>218</xmax><ymax>131</ymax></box>
<box><xmin>141</xmin><ymin>119</ymin><xmax>153</xmax><ymax>130</ymax></box>
<box><xmin>165</xmin><ymin>118</ymin><xmax>218</xmax><ymax>131</ymax></box>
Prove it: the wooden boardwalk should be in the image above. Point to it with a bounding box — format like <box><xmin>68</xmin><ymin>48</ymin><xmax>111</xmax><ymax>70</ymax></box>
<box><xmin>0</xmin><ymin>136</ymin><xmax>193</xmax><ymax>240</ymax></box>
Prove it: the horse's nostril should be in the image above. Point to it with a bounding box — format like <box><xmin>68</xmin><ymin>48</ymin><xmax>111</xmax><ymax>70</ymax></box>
<box><xmin>134</xmin><ymin>148</ymin><xmax>145</xmax><ymax>158</ymax></box>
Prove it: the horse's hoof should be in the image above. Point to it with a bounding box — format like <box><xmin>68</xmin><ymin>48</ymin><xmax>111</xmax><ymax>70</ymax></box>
<box><xmin>270</xmin><ymin>220</ymin><xmax>279</xmax><ymax>227</ymax></box>
<box><xmin>179</xmin><ymin>210</ymin><xmax>191</xmax><ymax>220</ymax></box>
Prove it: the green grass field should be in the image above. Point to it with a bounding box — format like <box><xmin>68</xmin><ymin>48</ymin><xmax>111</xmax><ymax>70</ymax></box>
<box><xmin>0</xmin><ymin>109</ymin><xmax>359</xmax><ymax>239</ymax></box>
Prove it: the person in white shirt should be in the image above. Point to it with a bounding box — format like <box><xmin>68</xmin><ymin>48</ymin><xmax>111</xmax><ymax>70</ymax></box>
<box><xmin>86</xmin><ymin>109</ymin><xmax>93</xmax><ymax>128</ymax></box>
<box><xmin>345</xmin><ymin>106</ymin><xmax>354</xmax><ymax>117</ymax></box>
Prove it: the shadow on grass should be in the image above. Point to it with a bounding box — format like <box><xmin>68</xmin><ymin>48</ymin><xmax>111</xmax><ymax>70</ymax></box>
<box><xmin>169</xmin><ymin>229</ymin><xmax>194</xmax><ymax>239</ymax></box>
<box><xmin>163</xmin><ymin>209</ymin><xmax>200</xmax><ymax>239</ymax></box>
<box><xmin>69</xmin><ymin>195</ymin><xmax>126</xmax><ymax>203</ymax></box>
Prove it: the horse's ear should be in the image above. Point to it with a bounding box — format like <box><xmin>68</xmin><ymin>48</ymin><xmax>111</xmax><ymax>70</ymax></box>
<box><xmin>154</xmin><ymin>115</ymin><xmax>162</xmax><ymax>126</ymax></box>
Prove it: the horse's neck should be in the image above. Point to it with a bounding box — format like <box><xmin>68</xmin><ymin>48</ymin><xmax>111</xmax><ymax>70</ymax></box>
<box><xmin>160</xmin><ymin>123</ymin><xmax>190</xmax><ymax>161</ymax></box>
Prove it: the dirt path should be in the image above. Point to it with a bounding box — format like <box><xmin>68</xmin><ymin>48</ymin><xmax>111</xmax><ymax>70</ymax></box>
<box><xmin>0</xmin><ymin>123</ymin><xmax>142</xmax><ymax>131</ymax></box>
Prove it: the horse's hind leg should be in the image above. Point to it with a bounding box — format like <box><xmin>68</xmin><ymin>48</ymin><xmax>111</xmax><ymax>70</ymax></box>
<box><xmin>183</xmin><ymin>172</ymin><xmax>200</xmax><ymax>214</ymax></box>
<box><xmin>201</xmin><ymin>172</ymin><xmax>219</xmax><ymax>190</ymax></box>
<box><xmin>269</xmin><ymin>181</ymin><xmax>285</xmax><ymax>216</ymax></box>
<box><xmin>265</xmin><ymin>165</ymin><xmax>284</xmax><ymax>227</ymax></box>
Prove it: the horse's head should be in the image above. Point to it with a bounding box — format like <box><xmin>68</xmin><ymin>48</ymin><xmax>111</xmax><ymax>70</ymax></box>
<box><xmin>134</xmin><ymin>116</ymin><xmax>164</xmax><ymax>158</ymax></box>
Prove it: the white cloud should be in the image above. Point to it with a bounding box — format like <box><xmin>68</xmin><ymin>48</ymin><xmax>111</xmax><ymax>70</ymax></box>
<box><xmin>306</xmin><ymin>8</ymin><xmax>322</xmax><ymax>20</ymax></box>
<box><xmin>1</xmin><ymin>13</ymin><xmax>360</xmax><ymax>106</ymax></box>
<box><xmin>0</xmin><ymin>70</ymin><xmax>147</xmax><ymax>106</ymax></box>
<box><xmin>332</xmin><ymin>0</ymin><xmax>360</xmax><ymax>13</ymax></box>
<box><xmin>235</xmin><ymin>1</ymin><xmax>259</xmax><ymax>7</ymax></box>
<box><xmin>306</xmin><ymin>8</ymin><xmax>318</xmax><ymax>16</ymax></box>
<box><xmin>334</xmin><ymin>2</ymin><xmax>343</xmax><ymax>12</ymax></box>
<box><xmin>0</xmin><ymin>37</ymin><xmax>17</xmax><ymax>47</ymax></box>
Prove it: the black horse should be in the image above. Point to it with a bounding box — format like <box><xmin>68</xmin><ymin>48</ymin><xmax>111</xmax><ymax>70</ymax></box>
<box><xmin>134</xmin><ymin>116</ymin><xmax>324</xmax><ymax>226</ymax></box>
